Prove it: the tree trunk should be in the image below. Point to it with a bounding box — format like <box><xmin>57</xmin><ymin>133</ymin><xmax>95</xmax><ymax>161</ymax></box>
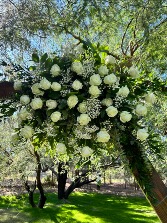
<box><xmin>64</xmin><ymin>178</ymin><xmax>96</xmax><ymax>199</ymax></box>
<box><xmin>123</xmin><ymin>144</ymin><xmax>167</xmax><ymax>223</ymax></box>
<box><xmin>63</xmin><ymin>169</ymin><xmax>96</xmax><ymax>199</ymax></box>
<box><xmin>25</xmin><ymin>181</ymin><xmax>36</xmax><ymax>208</ymax></box>
<box><xmin>34</xmin><ymin>149</ymin><xmax>47</xmax><ymax>208</ymax></box>
<box><xmin>64</xmin><ymin>181</ymin><xmax>76</xmax><ymax>199</ymax></box>
<box><xmin>57</xmin><ymin>162</ymin><xmax>67</xmax><ymax>199</ymax></box>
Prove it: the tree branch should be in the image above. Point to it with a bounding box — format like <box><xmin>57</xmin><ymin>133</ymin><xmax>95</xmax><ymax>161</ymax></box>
<box><xmin>77</xmin><ymin>178</ymin><xmax>96</xmax><ymax>188</ymax></box>
<box><xmin>121</xmin><ymin>18</ymin><xmax>134</xmax><ymax>55</ymax></box>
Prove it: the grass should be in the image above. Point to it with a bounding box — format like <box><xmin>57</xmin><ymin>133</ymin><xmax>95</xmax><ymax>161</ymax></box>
<box><xmin>0</xmin><ymin>192</ymin><xmax>160</xmax><ymax>223</ymax></box>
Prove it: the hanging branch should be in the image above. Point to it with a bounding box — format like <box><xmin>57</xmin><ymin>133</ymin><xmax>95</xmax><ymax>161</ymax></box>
<box><xmin>151</xmin><ymin>17</ymin><xmax>167</xmax><ymax>32</ymax></box>
<box><xmin>121</xmin><ymin>18</ymin><xmax>134</xmax><ymax>55</ymax></box>
<box><xmin>64</xmin><ymin>25</ymin><xmax>84</xmax><ymax>45</ymax></box>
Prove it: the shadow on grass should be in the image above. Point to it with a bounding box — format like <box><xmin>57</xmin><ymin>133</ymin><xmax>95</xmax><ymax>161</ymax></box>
<box><xmin>0</xmin><ymin>192</ymin><xmax>160</xmax><ymax>223</ymax></box>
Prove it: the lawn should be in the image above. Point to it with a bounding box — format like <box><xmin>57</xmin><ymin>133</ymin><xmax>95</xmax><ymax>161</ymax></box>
<box><xmin>0</xmin><ymin>192</ymin><xmax>160</xmax><ymax>223</ymax></box>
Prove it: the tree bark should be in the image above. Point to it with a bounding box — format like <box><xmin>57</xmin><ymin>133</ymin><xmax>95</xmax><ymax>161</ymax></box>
<box><xmin>64</xmin><ymin>177</ymin><xmax>96</xmax><ymax>199</ymax></box>
<box><xmin>57</xmin><ymin>162</ymin><xmax>67</xmax><ymax>199</ymax></box>
<box><xmin>63</xmin><ymin>168</ymin><xmax>96</xmax><ymax>199</ymax></box>
<box><xmin>34</xmin><ymin>149</ymin><xmax>47</xmax><ymax>208</ymax></box>
<box><xmin>25</xmin><ymin>181</ymin><xmax>36</xmax><ymax>208</ymax></box>
<box><xmin>123</xmin><ymin>144</ymin><xmax>167</xmax><ymax>223</ymax></box>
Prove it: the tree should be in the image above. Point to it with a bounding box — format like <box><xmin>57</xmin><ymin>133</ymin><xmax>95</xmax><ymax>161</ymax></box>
<box><xmin>0</xmin><ymin>43</ymin><xmax>167</xmax><ymax>221</ymax></box>
<box><xmin>0</xmin><ymin>116</ymin><xmax>47</xmax><ymax>208</ymax></box>
<box><xmin>0</xmin><ymin>0</ymin><xmax>166</xmax><ymax>70</ymax></box>
<box><xmin>0</xmin><ymin>1</ymin><xmax>167</xmax><ymax>221</ymax></box>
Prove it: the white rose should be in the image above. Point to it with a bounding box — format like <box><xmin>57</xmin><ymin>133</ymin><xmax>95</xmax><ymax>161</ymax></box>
<box><xmin>74</xmin><ymin>43</ymin><xmax>85</xmax><ymax>54</ymax></box>
<box><xmin>81</xmin><ymin>146</ymin><xmax>93</xmax><ymax>157</ymax></box>
<box><xmin>120</xmin><ymin>111</ymin><xmax>132</xmax><ymax>123</ymax></box>
<box><xmin>89</xmin><ymin>85</ymin><xmax>101</xmax><ymax>98</ymax></box>
<box><xmin>56</xmin><ymin>143</ymin><xmax>67</xmax><ymax>154</ymax></box>
<box><xmin>20</xmin><ymin>95</ymin><xmax>30</xmax><ymax>105</ymax></box>
<box><xmin>136</xmin><ymin>104</ymin><xmax>147</xmax><ymax>116</ymax></box>
<box><xmin>89</xmin><ymin>74</ymin><xmax>102</xmax><ymax>86</ymax></box>
<box><xmin>128</xmin><ymin>66</ymin><xmax>140</xmax><ymax>79</ymax></box>
<box><xmin>71</xmin><ymin>61</ymin><xmax>84</xmax><ymax>75</ymax></box>
<box><xmin>20</xmin><ymin>125</ymin><xmax>34</xmax><ymax>139</ymax></box>
<box><xmin>105</xmin><ymin>55</ymin><xmax>116</xmax><ymax>65</ymax></box>
<box><xmin>11</xmin><ymin>132</ymin><xmax>19</xmax><ymax>144</ymax></box>
<box><xmin>98</xmin><ymin>65</ymin><xmax>109</xmax><ymax>76</ymax></box>
<box><xmin>104</xmin><ymin>74</ymin><xmax>117</xmax><ymax>85</ymax></box>
<box><xmin>39</xmin><ymin>78</ymin><xmax>51</xmax><ymax>90</ymax></box>
<box><xmin>50</xmin><ymin>111</ymin><xmax>61</xmax><ymax>122</ymax></box>
<box><xmin>30</xmin><ymin>98</ymin><xmax>43</xmax><ymax>110</ymax></box>
<box><xmin>46</xmin><ymin>100</ymin><xmax>57</xmax><ymax>110</ymax></box>
<box><xmin>18</xmin><ymin>109</ymin><xmax>30</xmax><ymax>120</ymax></box>
<box><xmin>145</xmin><ymin>93</ymin><xmax>156</xmax><ymax>104</ymax></box>
<box><xmin>137</xmin><ymin>129</ymin><xmax>149</xmax><ymax>141</ymax></box>
<box><xmin>77</xmin><ymin>102</ymin><xmax>87</xmax><ymax>113</ymax></box>
<box><xmin>77</xmin><ymin>114</ymin><xmax>91</xmax><ymax>125</ymax></box>
<box><xmin>31</xmin><ymin>83</ymin><xmax>44</xmax><ymax>96</ymax></box>
<box><xmin>72</xmin><ymin>80</ymin><xmax>83</xmax><ymax>90</ymax></box>
<box><xmin>97</xmin><ymin>129</ymin><xmax>110</xmax><ymax>142</ymax></box>
<box><xmin>106</xmin><ymin>106</ymin><xmax>118</xmax><ymax>117</ymax></box>
<box><xmin>51</xmin><ymin>82</ymin><xmax>61</xmax><ymax>91</ymax></box>
<box><xmin>117</xmin><ymin>86</ymin><xmax>130</xmax><ymax>97</ymax></box>
<box><xmin>50</xmin><ymin>64</ymin><xmax>61</xmax><ymax>77</ymax></box>
<box><xmin>14</xmin><ymin>81</ymin><xmax>22</xmax><ymax>90</ymax></box>
<box><xmin>67</xmin><ymin>95</ymin><xmax>78</xmax><ymax>109</ymax></box>
<box><xmin>101</xmin><ymin>98</ymin><xmax>113</xmax><ymax>107</ymax></box>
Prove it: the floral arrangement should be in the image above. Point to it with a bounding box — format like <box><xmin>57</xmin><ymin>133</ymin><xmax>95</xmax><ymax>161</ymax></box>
<box><xmin>2</xmin><ymin>46</ymin><xmax>158</xmax><ymax>160</ymax></box>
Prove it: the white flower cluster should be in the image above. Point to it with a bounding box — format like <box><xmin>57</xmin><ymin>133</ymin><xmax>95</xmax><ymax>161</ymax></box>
<box><xmin>14</xmin><ymin>53</ymin><xmax>155</xmax><ymax>152</ymax></box>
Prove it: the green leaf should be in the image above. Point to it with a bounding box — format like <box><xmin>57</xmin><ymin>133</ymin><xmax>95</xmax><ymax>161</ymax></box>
<box><xmin>32</xmin><ymin>53</ymin><xmax>39</xmax><ymax>63</ymax></box>
<box><xmin>45</xmin><ymin>58</ymin><xmax>53</xmax><ymax>69</ymax></box>
<box><xmin>100</xmin><ymin>110</ymin><xmax>106</xmax><ymax>118</ymax></box>
<box><xmin>78</xmin><ymin>94</ymin><xmax>86</xmax><ymax>101</ymax></box>
<box><xmin>67</xmin><ymin>92</ymin><xmax>78</xmax><ymax>97</ymax></box>
<box><xmin>62</xmin><ymin>110</ymin><xmax>68</xmax><ymax>119</ymax></box>
<box><xmin>29</xmin><ymin>66</ymin><xmax>36</xmax><ymax>71</ymax></box>
<box><xmin>40</xmin><ymin>53</ymin><xmax>48</xmax><ymax>63</ymax></box>
<box><xmin>48</xmin><ymin>91</ymin><xmax>61</xmax><ymax>100</ymax></box>
<box><xmin>58</xmin><ymin>100</ymin><xmax>67</xmax><ymax>110</ymax></box>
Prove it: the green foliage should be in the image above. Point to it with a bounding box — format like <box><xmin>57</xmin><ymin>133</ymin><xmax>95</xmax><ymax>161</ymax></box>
<box><xmin>32</xmin><ymin>53</ymin><xmax>39</xmax><ymax>63</ymax></box>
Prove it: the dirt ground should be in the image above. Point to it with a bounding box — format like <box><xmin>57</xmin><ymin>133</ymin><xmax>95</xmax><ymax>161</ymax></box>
<box><xmin>0</xmin><ymin>182</ymin><xmax>144</xmax><ymax>197</ymax></box>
